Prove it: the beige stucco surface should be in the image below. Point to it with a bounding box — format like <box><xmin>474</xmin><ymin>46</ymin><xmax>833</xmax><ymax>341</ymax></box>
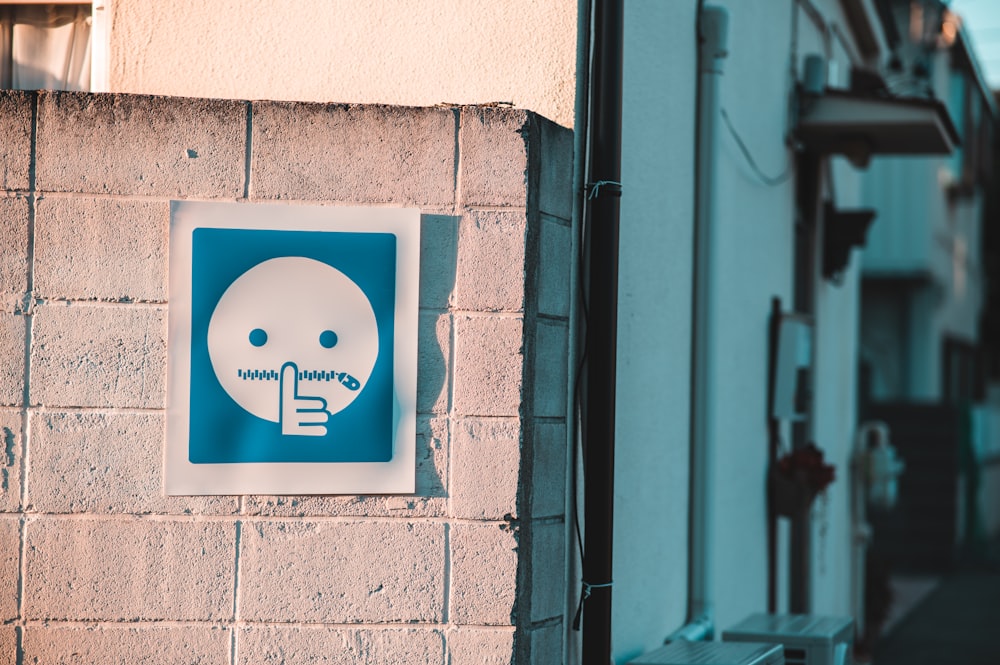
<box><xmin>108</xmin><ymin>0</ymin><xmax>578</xmax><ymax>127</ymax></box>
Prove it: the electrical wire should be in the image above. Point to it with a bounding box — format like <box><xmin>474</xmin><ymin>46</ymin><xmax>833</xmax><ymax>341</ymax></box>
<box><xmin>720</xmin><ymin>108</ymin><xmax>794</xmax><ymax>186</ymax></box>
<box><xmin>570</xmin><ymin>181</ymin><xmax>590</xmax><ymax>631</ymax></box>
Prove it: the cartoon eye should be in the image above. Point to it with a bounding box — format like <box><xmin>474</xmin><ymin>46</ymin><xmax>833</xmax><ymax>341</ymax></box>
<box><xmin>319</xmin><ymin>330</ymin><xmax>338</xmax><ymax>349</ymax></box>
<box><xmin>249</xmin><ymin>328</ymin><xmax>268</xmax><ymax>347</ymax></box>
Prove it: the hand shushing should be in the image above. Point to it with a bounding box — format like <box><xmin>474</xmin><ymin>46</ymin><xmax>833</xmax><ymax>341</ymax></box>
<box><xmin>279</xmin><ymin>362</ymin><xmax>331</xmax><ymax>437</ymax></box>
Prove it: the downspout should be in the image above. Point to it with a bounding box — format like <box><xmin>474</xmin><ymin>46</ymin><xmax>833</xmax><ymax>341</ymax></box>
<box><xmin>580</xmin><ymin>0</ymin><xmax>623</xmax><ymax>663</ymax></box>
<box><xmin>669</xmin><ymin>4</ymin><xmax>728</xmax><ymax>643</ymax></box>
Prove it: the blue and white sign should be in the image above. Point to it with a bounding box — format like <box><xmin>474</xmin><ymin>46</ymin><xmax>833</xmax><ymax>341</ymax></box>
<box><xmin>166</xmin><ymin>202</ymin><xmax>420</xmax><ymax>495</ymax></box>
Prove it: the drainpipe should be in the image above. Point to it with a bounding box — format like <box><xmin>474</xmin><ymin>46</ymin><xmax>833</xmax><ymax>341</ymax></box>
<box><xmin>669</xmin><ymin>4</ymin><xmax>728</xmax><ymax>643</ymax></box>
<box><xmin>580</xmin><ymin>0</ymin><xmax>623</xmax><ymax>663</ymax></box>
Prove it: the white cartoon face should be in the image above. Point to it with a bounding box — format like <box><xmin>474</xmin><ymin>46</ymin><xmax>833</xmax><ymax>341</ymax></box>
<box><xmin>207</xmin><ymin>257</ymin><xmax>379</xmax><ymax>426</ymax></box>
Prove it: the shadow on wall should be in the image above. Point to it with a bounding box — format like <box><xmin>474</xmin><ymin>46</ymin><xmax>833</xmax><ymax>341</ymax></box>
<box><xmin>414</xmin><ymin>212</ymin><xmax>460</xmax><ymax>500</ymax></box>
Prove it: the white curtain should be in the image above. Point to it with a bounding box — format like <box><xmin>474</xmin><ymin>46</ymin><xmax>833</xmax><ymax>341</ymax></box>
<box><xmin>0</xmin><ymin>4</ymin><xmax>91</xmax><ymax>91</ymax></box>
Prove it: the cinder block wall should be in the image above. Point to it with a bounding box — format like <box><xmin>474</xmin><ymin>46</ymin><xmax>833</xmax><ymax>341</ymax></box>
<box><xmin>0</xmin><ymin>90</ymin><xmax>574</xmax><ymax>664</ymax></box>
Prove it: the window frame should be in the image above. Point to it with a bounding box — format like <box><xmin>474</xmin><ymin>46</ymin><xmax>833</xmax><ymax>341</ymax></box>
<box><xmin>0</xmin><ymin>0</ymin><xmax>108</xmax><ymax>91</ymax></box>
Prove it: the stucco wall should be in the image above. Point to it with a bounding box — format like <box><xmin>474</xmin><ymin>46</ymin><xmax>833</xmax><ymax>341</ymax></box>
<box><xmin>610</xmin><ymin>1</ymin><xmax>697</xmax><ymax>661</ymax></box>
<box><xmin>106</xmin><ymin>0</ymin><xmax>578</xmax><ymax>129</ymax></box>
<box><xmin>611</xmin><ymin>2</ymin><xmax>868</xmax><ymax>658</ymax></box>
<box><xmin>0</xmin><ymin>90</ymin><xmax>573</xmax><ymax>665</ymax></box>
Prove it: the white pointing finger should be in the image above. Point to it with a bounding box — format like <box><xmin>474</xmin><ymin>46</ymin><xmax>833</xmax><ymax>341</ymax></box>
<box><xmin>280</xmin><ymin>361</ymin><xmax>299</xmax><ymax>401</ymax></box>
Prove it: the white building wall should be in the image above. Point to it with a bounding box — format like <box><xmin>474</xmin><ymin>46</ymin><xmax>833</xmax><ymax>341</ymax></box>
<box><xmin>811</xmin><ymin>251</ymin><xmax>861</xmax><ymax>620</ymax></box>
<box><xmin>613</xmin><ymin>1</ymin><xmax>871</xmax><ymax>654</ymax></box>
<box><xmin>709</xmin><ymin>0</ymin><xmax>797</xmax><ymax>632</ymax></box>
<box><xmin>107</xmin><ymin>0</ymin><xmax>578</xmax><ymax>128</ymax></box>
<box><xmin>810</xmin><ymin>154</ymin><xmax>865</xmax><ymax>619</ymax></box>
<box><xmin>611</xmin><ymin>1</ymin><xmax>697</xmax><ymax>662</ymax></box>
<box><xmin>800</xmin><ymin>0</ymin><xmax>878</xmax><ymax>617</ymax></box>
<box><xmin>710</xmin><ymin>0</ymin><xmax>868</xmax><ymax>627</ymax></box>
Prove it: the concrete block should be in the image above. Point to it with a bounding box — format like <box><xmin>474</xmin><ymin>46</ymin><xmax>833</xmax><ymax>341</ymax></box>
<box><xmin>530</xmin><ymin>421</ymin><xmax>567</xmax><ymax>518</ymax></box>
<box><xmin>0</xmin><ymin>518</ymin><xmax>19</xmax><ymax>621</ymax></box>
<box><xmin>537</xmin><ymin>218</ymin><xmax>572</xmax><ymax>318</ymax></box>
<box><xmin>240</xmin><ymin>521</ymin><xmax>444</xmax><ymax>623</ymax></box>
<box><xmin>529</xmin><ymin>622</ymin><xmax>564</xmax><ymax>665</ymax></box>
<box><xmin>0</xmin><ymin>312</ymin><xmax>25</xmax><ymax>407</ymax></box>
<box><xmin>23</xmin><ymin>518</ymin><xmax>236</xmax><ymax>621</ymax></box>
<box><xmin>538</xmin><ymin>117</ymin><xmax>574</xmax><ymax>221</ymax></box>
<box><xmin>532</xmin><ymin>321</ymin><xmax>568</xmax><ymax>418</ymax></box>
<box><xmin>453</xmin><ymin>315</ymin><xmax>523</xmax><ymax>417</ymax></box>
<box><xmin>0</xmin><ymin>91</ymin><xmax>32</xmax><ymax>191</ymax></box>
<box><xmin>451</xmin><ymin>418</ymin><xmax>520</xmax><ymax>520</ymax></box>
<box><xmin>449</xmin><ymin>523</ymin><xmax>517</xmax><ymax>625</ymax></box>
<box><xmin>34</xmin><ymin>197</ymin><xmax>169</xmax><ymax>302</ymax></box>
<box><xmin>29</xmin><ymin>304</ymin><xmax>166</xmax><ymax>408</ymax></box>
<box><xmin>251</xmin><ymin>102</ymin><xmax>455</xmax><ymax>206</ymax></box>
<box><xmin>529</xmin><ymin>520</ymin><xmax>566</xmax><ymax>622</ymax></box>
<box><xmin>0</xmin><ymin>411</ymin><xmax>22</xmax><ymax>512</ymax></box>
<box><xmin>460</xmin><ymin>107</ymin><xmax>529</xmax><ymax>207</ymax></box>
<box><xmin>0</xmin><ymin>197</ymin><xmax>29</xmax><ymax>310</ymax></box>
<box><xmin>238</xmin><ymin>626</ymin><xmax>444</xmax><ymax>665</ymax></box>
<box><xmin>447</xmin><ymin>627</ymin><xmax>515</xmax><ymax>665</ymax></box>
<box><xmin>418</xmin><ymin>312</ymin><xmax>450</xmax><ymax>415</ymax></box>
<box><xmin>35</xmin><ymin>92</ymin><xmax>245</xmax><ymax>197</ymax></box>
<box><xmin>419</xmin><ymin>214</ymin><xmax>458</xmax><ymax>310</ymax></box>
<box><xmin>455</xmin><ymin>210</ymin><xmax>527</xmax><ymax>312</ymax></box>
<box><xmin>0</xmin><ymin>626</ymin><xmax>15</xmax><ymax>664</ymax></box>
<box><xmin>244</xmin><ymin>416</ymin><xmax>448</xmax><ymax>518</ymax></box>
<box><xmin>22</xmin><ymin>625</ymin><xmax>231</xmax><ymax>665</ymax></box>
<box><xmin>28</xmin><ymin>412</ymin><xmax>237</xmax><ymax>515</ymax></box>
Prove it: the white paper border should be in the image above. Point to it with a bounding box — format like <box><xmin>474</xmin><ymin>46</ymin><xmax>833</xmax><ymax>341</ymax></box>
<box><xmin>165</xmin><ymin>201</ymin><xmax>420</xmax><ymax>495</ymax></box>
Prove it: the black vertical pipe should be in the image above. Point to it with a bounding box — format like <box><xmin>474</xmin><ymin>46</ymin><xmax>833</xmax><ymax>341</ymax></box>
<box><xmin>767</xmin><ymin>297</ymin><xmax>782</xmax><ymax>614</ymax></box>
<box><xmin>790</xmin><ymin>152</ymin><xmax>822</xmax><ymax>613</ymax></box>
<box><xmin>581</xmin><ymin>0</ymin><xmax>623</xmax><ymax>663</ymax></box>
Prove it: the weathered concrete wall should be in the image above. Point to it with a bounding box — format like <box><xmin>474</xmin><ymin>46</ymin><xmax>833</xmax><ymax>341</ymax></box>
<box><xmin>0</xmin><ymin>90</ymin><xmax>573</xmax><ymax>664</ymax></box>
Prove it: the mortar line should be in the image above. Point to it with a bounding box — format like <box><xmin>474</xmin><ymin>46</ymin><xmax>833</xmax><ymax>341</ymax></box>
<box><xmin>36</xmin><ymin>298</ymin><xmax>167</xmax><ymax>308</ymax></box>
<box><xmin>230</xmin><ymin>515</ymin><xmax>243</xmax><ymax>665</ymax></box>
<box><xmin>16</xmin><ymin>94</ymin><xmax>39</xmax><ymax>634</ymax></box>
<box><xmin>445</xmin><ymin>108</ymin><xmax>459</xmax><ymax>583</ymax></box>
<box><xmin>27</xmin><ymin>192</ymin><xmax>247</xmax><ymax>203</ymax></box>
<box><xmin>443</xmin><ymin>208</ymin><xmax>457</xmax><ymax>633</ymax></box>
<box><xmin>442</xmin><ymin>522</ymin><xmax>451</xmax><ymax>626</ymax></box>
<box><xmin>539</xmin><ymin>211</ymin><xmax>573</xmax><ymax>226</ymax></box>
<box><xmin>242</xmin><ymin>101</ymin><xmax>253</xmax><ymax>200</ymax></box>
<box><xmin>15</xmin><ymin>619</ymin><xmax>464</xmax><ymax>629</ymax></box>
<box><xmin>450</xmin><ymin>310</ymin><xmax>525</xmax><ymax>320</ymax></box>
<box><xmin>526</xmin><ymin>616</ymin><xmax>564</xmax><ymax>630</ymax></box>
<box><xmin>535</xmin><ymin>312</ymin><xmax>571</xmax><ymax>324</ymax></box>
<box><xmin>23</xmin><ymin>191</ymin><xmax>468</xmax><ymax>212</ymax></box>
<box><xmin>448</xmin><ymin>414</ymin><xmax>525</xmax><ymax>423</ymax></box>
<box><xmin>460</xmin><ymin>205</ymin><xmax>528</xmax><ymax>213</ymax></box>
<box><xmin>532</xmin><ymin>415</ymin><xmax>568</xmax><ymax>425</ymax></box>
<box><xmin>27</xmin><ymin>406</ymin><xmax>165</xmax><ymax>415</ymax></box>
<box><xmin>11</xmin><ymin>513</ymin><xmax>508</xmax><ymax>525</ymax></box>
<box><xmin>452</xmin><ymin>108</ymin><xmax>462</xmax><ymax>217</ymax></box>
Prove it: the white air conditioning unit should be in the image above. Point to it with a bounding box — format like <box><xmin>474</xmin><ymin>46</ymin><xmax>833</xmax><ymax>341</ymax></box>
<box><xmin>627</xmin><ymin>641</ymin><xmax>784</xmax><ymax>665</ymax></box>
<box><xmin>722</xmin><ymin>614</ymin><xmax>853</xmax><ymax>665</ymax></box>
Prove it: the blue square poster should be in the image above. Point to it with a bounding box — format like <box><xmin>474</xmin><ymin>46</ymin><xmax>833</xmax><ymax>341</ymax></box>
<box><xmin>166</xmin><ymin>202</ymin><xmax>420</xmax><ymax>495</ymax></box>
<box><xmin>189</xmin><ymin>228</ymin><xmax>395</xmax><ymax>463</ymax></box>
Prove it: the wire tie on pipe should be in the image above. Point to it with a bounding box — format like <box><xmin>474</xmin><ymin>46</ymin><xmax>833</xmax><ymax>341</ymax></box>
<box><xmin>585</xmin><ymin>180</ymin><xmax>623</xmax><ymax>200</ymax></box>
<box><xmin>571</xmin><ymin>579</ymin><xmax>614</xmax><ymax>631</ymax></box>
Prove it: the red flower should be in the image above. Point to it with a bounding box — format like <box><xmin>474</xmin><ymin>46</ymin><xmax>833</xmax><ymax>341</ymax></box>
<box><xmin>776</xmin><ymin>442</ymin><xmax>836</xmax><ymax>493</ymax></box>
